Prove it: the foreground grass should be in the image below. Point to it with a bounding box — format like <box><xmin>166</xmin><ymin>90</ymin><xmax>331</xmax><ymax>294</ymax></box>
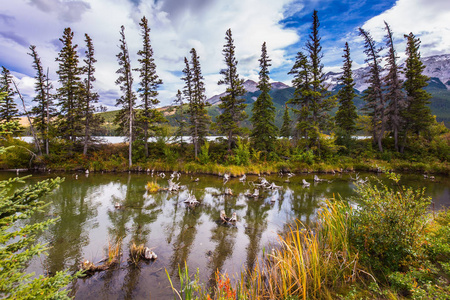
<box><xmin>167</xmin><ymin>174</ymin><xmax>450</xmax><ymax>299</ymax></box>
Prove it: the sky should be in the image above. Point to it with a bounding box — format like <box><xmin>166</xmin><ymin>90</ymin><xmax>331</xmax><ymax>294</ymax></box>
<box><xmin>1</xmin><ymin>0</ymin><xmax>450</xmax><ymax>110</ymax></box>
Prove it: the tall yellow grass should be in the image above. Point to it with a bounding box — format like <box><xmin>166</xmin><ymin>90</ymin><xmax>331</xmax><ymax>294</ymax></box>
<box><xmin>237</xmin><ymin>199</ymin><xmax>362</xmax><ymax>299</ymax></box>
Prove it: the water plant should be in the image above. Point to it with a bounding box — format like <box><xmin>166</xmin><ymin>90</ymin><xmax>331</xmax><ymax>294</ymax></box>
<box><xmin>146</xmin><ymin>181</ymin><xmax>160</xmax><ymax>193</ymax></box>
<box><xmin>166</xmin><ymin>262</ymin><xmax>207</xmax><ymax>300</ymax></box>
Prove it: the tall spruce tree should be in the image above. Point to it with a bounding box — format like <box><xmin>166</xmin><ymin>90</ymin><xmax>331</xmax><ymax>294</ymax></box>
<box><xmin>0</xmin><ymin>67</ymin><xmax>19</xmax><ymax>123</ymax></box>
<box><xmin>250</xmin><ymin>42</ymin><xmax>277</xmax><ymax>153</ymax></box>
<box><xmin>172</xmin><ymin>90</ymin><xmax>187</xmax><ymax>148</ymax></box>
<box><xmin>183</xmin><ymin>49</ymin><xmax>210</xmax><ymax>158</ymax></box>
<box><xmin>280</xmin><ymin>104</ymin><xmax>291</xmax><ymax>138</ymax></box>
<box><xmin>401</xmin><ymin>32</ymin><xmax>433</xmax><ymax>152</ymax></box>
<box><xmin>115</xmin><ymin>25</ymin><xmax>136</xmax><ymax>168</ymax></box>
<box><xmin>29</xmin><ymin>45</ymin><xmax>53</xmax><ymax>155</ymax></box>
<box><xmin>305</xmin><ymin>10</ymin><xmax>335</xmax><ymax>152</ymax></box>
<box><xmin>359</xmin><ymin>27</ymin><xmax>386</xmax><ymax>152</ymax></box>
<box><xmin>383</xmin><ymin>22</ymin><xmax>404</xmax><ymax>152</ymax></box>
<box><xmin>217</xmin><ymin>28</ymin><xmax>247</xmax><ymax>151</ymax></box>
<box><xmin>335</xmin><ymin>42</ymin><xmax>358</xmax><ymax>142</ymax></box>
<box><xmin>288</xmin><ymin>51</ymin><xmax>312</xmax><ymax>142</ymax></box>
<box><xmin>82</xmin><ymin>33</ymin><xmax>102</xmax><ymax>155</ymax></box>
<box><xmin>134</xmin><ymin>16</ymin><xmax>163</xmax><ymax>158</ymax></box>
<box><xmin>55</xmin><ymin>27</ymin><xmax>84</xmax><ymax>149</ymax></box>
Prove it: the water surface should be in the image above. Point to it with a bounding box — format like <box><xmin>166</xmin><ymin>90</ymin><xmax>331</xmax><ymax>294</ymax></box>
<box><xmin>2</xmin><ymin>171</ymin><xmax>448</xmax><ymax>299</ymax></box>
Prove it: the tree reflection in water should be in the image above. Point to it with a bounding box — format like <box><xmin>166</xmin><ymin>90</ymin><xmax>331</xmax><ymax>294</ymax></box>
<box><xmin>5</xmin><ymin>171</ymin><xmax>446</xmax><ymax>299</ymax></box>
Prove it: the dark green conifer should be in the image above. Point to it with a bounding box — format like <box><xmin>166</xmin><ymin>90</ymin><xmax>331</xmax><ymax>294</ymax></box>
<box><xmin>359</xmin><ymin>27</ymin><xmax>386</xmax><ymax>152</ymax></box>
<box><xmin>28</xmin><ymin>45</ymin><xmax>54</xmax><ymax>155</ymax></box>
<box><xmin>115</xmin><ymin>25</ymin><xmax>137</xmax><ymax>168</ymax></box>
<box><xmin>217</xmin><ymin>28</ymin><xmax>247</xmax><ymax>151</ymax></box>
<box><xmin>55</xmin><ymin>27</ymin><xmax>84</xmax><ymax>148</ymax></box>
<box><xmin>183</xmin><ymin>49</ymin><xmax>210</xmax><ymax>158</ymax></box>
<box><xmin>335</xmin><ymin>42</ymin><xmax>358</xmax><ymax>142</ymax></box>
<box><xmin>400</xmin><ymin>33</ymin><xmax>434</xmax><ymax>152</ymax></box>
<box><xmin>0</xmin><ymin>67</ymin><xmax>19</xmax><ymax>123</ymax></box>
<box><xmin>134</xmin><ymin>16</ymin><xmax>163</xmax><ymax>158</ymax></box>
<box><xmin>280</xmin><ymin>104</ymin><xmax>291</xmax><ymax>138</ymax></box>
<box><xmin>82</xmin><ymin>33</ymin><xmax>103</xmax><ymax>155</ymax></box>
<box><xmin>306</xmin><ymin>10</ymin><xmax>335</xmax><ymax>152</ymax></box>
<box><xmin>288</xmin><ymin>51</ymin><xmax>312</xmax><ymax>141</ymax></box>
<box><xmin>172</xmin><ymin>89</ymin><xmax>187</xmax><ymax>148</ymax></box>
<box><xmin>383</xmin><ymin>22</ymin><xmax>404</xmax><ymax>152</ymax></box>
<box><xmin>250</xmin><ymin>42</ymin><xmax>277</xmax><ymax>153</ymax></box>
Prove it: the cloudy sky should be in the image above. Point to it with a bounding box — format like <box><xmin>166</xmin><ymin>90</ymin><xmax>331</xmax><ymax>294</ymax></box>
<box><xmin>1</xmin><ymin>0</ymin><xmax>450</xmax><ymax>110</ymax></box>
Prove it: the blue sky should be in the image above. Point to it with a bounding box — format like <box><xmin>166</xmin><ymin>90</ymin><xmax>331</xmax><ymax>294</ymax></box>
<box><xmin>1</xmin><ymin>0</ymin><xmax>449</xmax><ymax>109</ymax></box>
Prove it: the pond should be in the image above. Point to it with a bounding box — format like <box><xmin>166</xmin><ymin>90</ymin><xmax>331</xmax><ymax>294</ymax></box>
<box><xmin>3</xmin><ymin>171</ymin><xmax>449</xmax><ymax>299</ymax></box>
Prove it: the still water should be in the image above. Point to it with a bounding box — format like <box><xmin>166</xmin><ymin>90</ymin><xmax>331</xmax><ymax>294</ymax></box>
<box><xmin>3</xmin><ymin>171</ymin><xmax>449</xmax><ymax>299</ymax></box>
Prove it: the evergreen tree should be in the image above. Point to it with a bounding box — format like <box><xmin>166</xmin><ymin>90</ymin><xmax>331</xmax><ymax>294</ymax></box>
<box><xmin>217</xmin><ymin>28</ymin><xmax>247</xmax><ymax>151</ymax></box>
<box><xmin>134</xmin><ymin>16</ymin><xmax>163</xmax><ymax>158</ymax></box>
<box><xmin>115</xmin><ymin>25</ymin><xmax>136</xmax><ymax>168</ymax></box>
<box><xmin>55</xmin><ymin>27</ymin><xmax>84</xmax><ymax>149</ymax></box>
<box><xmin>183</xmin><ymin>49</ymin><xmax>210</xmax><ymax>158</ymax></box>
<box><xmin>287</xmin><ymin>51</ymin><xmax>312</xmax><ymax>141</ymax></box>
<box><xmin>280</xmin><ymin>104</ymin><xmax>291</xmax><ymax>138</ymax></box>
<box><xmin>335</xmin><ymin>42</ymin><xmax>358</xmax><ymax>142</ymax></box>
<box><xmin>28</xmin><ymin>45</ymin><xmax>54</xmax><ymax>155</ymax></box>
<box><xmin>172</xmin><ymin>89</ymin><xmax>187</xmax><ymax>148</ymax></box>
<box><xmin>401</xmin><ymin>33</ymin><xmax>434</xmax><ymax>152</ymax></box>
<box><xmin>0</xmin><ymin>67</ymin><xmax>19</xmax><ymax>123</ymax></box>
<box><xmin>0</xmin><ymin>106</ymin><xmax>74</xmax><ymax>298</ymax></box>
<box><xmin>359</xmin><ymin>27</ymin><xmax>386</xmax><ymax>152</ymax></box>
<box><xmin>305</xmin><ymin>10</ymin><xmax>335</xmax><ymax>152</ymax></box>
<box><xmin>383</xmin><ymin>22</ymin><xmax>404</xmax><ymax>152</ymax></box>
<box><xmin>82</xmin><ymin>33</ymin><xmax>102</xmax><ymax>155</ymax></box>
<box><xmin>250</xmin><ymin>42</ymin><xmax>277</xmax><ymax>153</ymax></box>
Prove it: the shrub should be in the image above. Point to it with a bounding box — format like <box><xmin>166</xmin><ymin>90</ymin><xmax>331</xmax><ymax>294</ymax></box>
<box><xmin>350</xmin><ymin>172</ymin><xmax>432</xmax><ymax>274</ymax></box>
<box><xmin>198</xmin><ymin>141</ymin><xmax>210</xmax><ymax>165</ymax></box>
<box><xmin>229</xmin><ymin>137</ymin><xmax>250</xmax><ymax>166</ymax></box>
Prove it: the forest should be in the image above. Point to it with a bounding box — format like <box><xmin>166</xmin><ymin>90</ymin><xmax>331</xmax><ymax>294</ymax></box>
<box><xmin>0</xmin><ymin>11</ymin><xmax>449</xmax><ymax>175</ymax></box>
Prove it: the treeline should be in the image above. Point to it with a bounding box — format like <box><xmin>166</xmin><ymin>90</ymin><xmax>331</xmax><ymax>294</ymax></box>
<box><xmin>0</xmin><ymin>12</ymin><xmax>447</xmax><ymax>169</ymax></box>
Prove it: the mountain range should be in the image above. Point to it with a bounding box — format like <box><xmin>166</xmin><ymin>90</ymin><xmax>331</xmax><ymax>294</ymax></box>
<box><xmin>204</xmin><ymin>54</ymin><xmax>450</xmax><ymax>128</ymax></box>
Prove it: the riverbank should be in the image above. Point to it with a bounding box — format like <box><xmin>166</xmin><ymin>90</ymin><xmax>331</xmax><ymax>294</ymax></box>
<box><xmin>1</xmin><ymin>138</ymin><xmax>449</xmax><ymax>175</ymax></box>
<box><xmin>36</xmin><ymin>157</ymin><xmax>450</xmax><ymax>176</ymax></box>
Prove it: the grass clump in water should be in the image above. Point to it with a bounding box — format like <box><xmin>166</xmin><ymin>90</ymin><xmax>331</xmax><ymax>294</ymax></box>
<box><xmin>145</xmin><ymin>181</ymin><xmax>160</xmax><ymax>193</ymax></box>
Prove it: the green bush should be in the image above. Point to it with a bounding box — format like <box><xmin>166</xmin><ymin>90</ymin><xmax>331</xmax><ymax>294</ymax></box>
<box><xmin>291</xmin><ymin>148</ymin><xmax>314</xmax><ymax>165</ymax></box>
<box><xmin>228</xmin><ymin>137</ymin><xmax>250</xmax><ymax>166</ymax></box>
<box><xmin>198</xmin><ymin>141</ymin><xmax>210</xmax><ymax>165</ymax></box>
<box><xmin>0</xmin><ymin>139</ymin><xmax>33</xmax><ymax>168</ymax></box>
<box><xmin>350</xmin><ymin>172</ymin><xmax>432</xmax><ymax>274</ymax></box>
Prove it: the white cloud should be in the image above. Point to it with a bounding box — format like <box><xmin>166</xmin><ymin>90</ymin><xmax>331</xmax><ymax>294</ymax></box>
<box><xmin>361</xmin><ymin>0</ymin><xmax>450</xmax><ymax>57</ymax></box>
<box><xmin>1</xmin><ymin>0</ymin><xmax>300</xmax><ymax>108</ymax></box>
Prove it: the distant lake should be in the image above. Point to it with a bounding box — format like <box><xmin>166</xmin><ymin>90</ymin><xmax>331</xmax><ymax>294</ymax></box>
<box><xmin>18</xmin><ymin>135</ymin><xmax>371</xmax><ymax>144</ymax></box>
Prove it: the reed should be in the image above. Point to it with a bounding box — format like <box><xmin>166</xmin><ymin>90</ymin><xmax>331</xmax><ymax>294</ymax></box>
<box><xmin>129</xmin><ymin>242</ymin><xmax>146</xmax><ymax>264</ymax></box>
<box><xmin>236</xmin><ymin>199</ymin><xmax>362</xmax><ymax>299</ymax></box>
<box><xmin>107</xmin><ymin>238</ymin><xmax>122</xmax><ymax>265</ymax></box>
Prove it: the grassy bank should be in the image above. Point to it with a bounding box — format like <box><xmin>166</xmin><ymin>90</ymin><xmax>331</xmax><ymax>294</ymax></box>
<box><xmin>1</xmin><ymin>135</ymin><xmax>449</xmax><ymax>175</ymax></box>
<box><xmin>167</xmin><ymin>173</ymin><xmax>450</xmax><ymax>299</ymax></box>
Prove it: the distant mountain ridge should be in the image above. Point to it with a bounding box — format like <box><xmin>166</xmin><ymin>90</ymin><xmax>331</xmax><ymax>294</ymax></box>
<box><xmin>324</xmin><ymin>54</ymin><xmax>450</xmax><ymax>92</ymax></box>
<box><xmin>206</xmin><ymin>79</ymin><xmax>290</xmax><ymax>105</ymax></box>
<box><xmin>204</xmin><ymin>54</ymin><xmax>450</xmax><ymax>127</ymax></box>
